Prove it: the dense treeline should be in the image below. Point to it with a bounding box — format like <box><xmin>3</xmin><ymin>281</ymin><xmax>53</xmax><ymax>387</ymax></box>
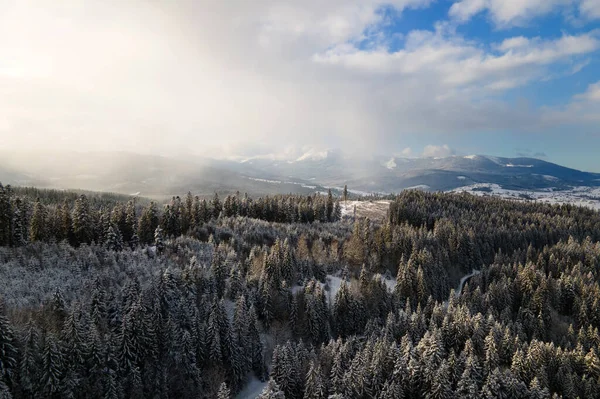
<box><xmin>0</xmin><ymin>183</ymin><xmax>341</xmax><ymax>249</ymax></box>
<box><xmin>2</xmin><ymin>187</ymin><xmax>600</xmax><ymax>398</ymax></box>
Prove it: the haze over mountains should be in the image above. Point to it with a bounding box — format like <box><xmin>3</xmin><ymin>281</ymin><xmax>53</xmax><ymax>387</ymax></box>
<box><xmin>1</xmin><ymin>150</ymin><xmax>599</xmax><ymax>198</ymax></box>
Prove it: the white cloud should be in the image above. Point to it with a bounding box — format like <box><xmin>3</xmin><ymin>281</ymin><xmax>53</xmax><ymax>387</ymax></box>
<box><xmin>0</xmin><ymin>0</ymin><xmax>598</xmax><ymax>160</ymax></box>
<box><xmin>314</xmin><ymin>30</ymin><xmax>599</xmax><ymax>93</ymax></box>
<box><xmin>539</xmin><ymin>81</ymin><xmax>600</xmax><ymax>125</ymax></box>
<box><xmin>448</xmin><ymin>0</ymin><xmax>490</xmax><ymax>22</ymax></box>
<box><xmin>400</xmin><ymin>147</ymin><xmax>414</xmax><ymax>157</ymax></box>
<box><xmin>576</xmin><ymin>81</ymin><xmax>600</xmax><ymax>101</ymax></box>
<box><xmin>423</xmin><ymin>144</ymin><xmax>455</xmax><ymax>157</ymax></box>
<box><xmin>580</xmin><ymin>0</ymin><xmax>600</xmax><ymax>19</ymax></box>
<box><xmin>496</xmin><ymin>36</ymin><xmax>531</xmax><ymax>51</ymax></box>
<box><xmin>449</xmin><ymin>0</ymin><xmax>600</xmax><ymax>26</ymax></box>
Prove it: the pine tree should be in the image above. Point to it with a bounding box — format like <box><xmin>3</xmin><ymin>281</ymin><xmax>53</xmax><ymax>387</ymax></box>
<box><xmin>154</xmin><ymin>226</ymin><xmax>165</xmax><ymax>254</ymax></box>
<box><xmin>124</xmin><ymin>199</ymin><xmax>137</xmax><ymax>243</ymax></box>
<box><xmin>426</xmin><ymin>359</ymin><xmax>452</xmax><ymax>399</ymax></box>
<box><xmin>0</xmin><ymin>379</ymin><xmax>12</xmax><ymax>399</ymax></box>
<box><xmin>212</xmin><ymin>193</ymin><xmax>222</xmax><ymax>219</ymax></box>
<box><xmin>0</xmin><ymin>301</ymin><xmax>17</xmax><ymax>389</ymax></box>
<box><xmin>529</xmin><ymin>377</ymin><xmax>550</xmax><ymax>399</ymax></box>
<box><xmin>72</xmin><ymin>194</ymin><xmax>92</xmax><ymax>245</ymax></box>
<box><xmin>40</xmin><ymin>334</ymin><xmax>63</xmax><ymax>396</ymax></box>
<box><xmin>258</xmin><ymin>379</ymin><xmax>285</xmax><ymax>399</ymax></box>
<box><xmin>11</xmin><ymin>198</ymin><xmax>26</xmax><ymax>247</ymax></box>
<box><xmin>304</xmin><ymin>360</ymin><xmax>326</xmax><ymax>399</ymax></box>
<box><xmin>19</xmin><ymin>319</ymin><xmax>40</xmax><ymax>396</ymax></box>
<box><xmin>106</xmin><ymin>225</ymin><xmax>123</xmax><ymax>252</ymax></box>
<box><xmin>330</xmin><ymin>351</ymin><xmax>345</xmax><ymax>395</ymax></box>
<box><xmin>484</xmin><ymin>332</ymin><xmax>500</xmax><ymax>376</ymax></box>
<box><xmin>248</xmin><ymin>307</ymin><xmax>266</xmax><ymax>380</ymax></box>
<box><xmin>29</xmin><ymin>198</ymin><xmax>47</xmax><ymax>242</ymax></box>
<box><xmin>455</xmin><ymin>355</ymin><xmax>480</xmax><ymax>399</ymax></box>
<box><xmin>137</xmin><ymin>202</ymin><xmax>159</xmax><ymax>245</ymax></box>
<box><xmin>326</xmin><ymin>189</ymin><xmax>334</xmax><ymax>222</ymax></box>
<box><xmin>217</xmin><ymin>382</ymin><xmax>231</xmax><ymax>399</ymax></box>
<box><xmin>481</xmin><ymin>368</ymin><xmax>504</xmax><ymax>399</ymax></box>
<box><xmin>0</xmin><ymin>183</ymin><xmax>11</xmax><ymax>246</ymax></box>
<box><xmin>59</xmin><ymin>199</ymin><xmax>73</xmax><ymax>244</ymax></box>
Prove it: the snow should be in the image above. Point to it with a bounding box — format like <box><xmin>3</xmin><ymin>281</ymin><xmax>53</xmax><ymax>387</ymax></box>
<box><xmin>464</xmin><ymin>155</ymin><xmax>478</xmax><ymax>160</ymax></box>
<box><xmin>405</xmin><ymin>184</ymin><xmax>430</xmax><ymax>190</ymax></box>
<box><xmin>340</xmin><ymin>200</ymin><xmax>391</xmax><ymax>219</ymax></box>
<box><xmin>293</xmin><ymin>275</ymin><xmax>345</xmax><ymax>305</ymax></box>
<box><xmin>244</xmin><ymin>177</ymin><xmax>317</xmax><ymax>190</ymax></box>
<box><xmin>455</xmin><ymin>270</ymin><xmax>481</xmax><ymax>296</ymax></box>
<box><xmin>384</xmin><ymin>158</ymin><xmax>397</xmax><ymax>170</ymax></box>
<box><xmin>542</xmin><ymin>175</ymin><xmax>559</xmax><ymax>181</ymax></box>
<box><xmin>328</xmin><ymin>186</ymin><xmax>386</xmax><ymax>196</ymax></box>
<box><xmin>443</xmin><ymin>270</ymin><xmax>482</xmax><ymax>308</ymax></box>
<box><xmin>295</xmin><ymin>149</ymin><xmax>329</xmax><ymax>162</ymax></box>
<box><xmin>378</xmin><ymin>274</ymin><xmax>396</xmax><ymax>292</ymax></box>
<box><xmin>457</xmin><ymin>176</ymin><xmax>467</xmax><ymax>180</ymax></box>
<box><xmin>130</xmin><ymin>191</ymin><xmax>141</xmax><ymax>196</ymax></box>
<box><xmin>451</xmin><ymin>183</ymin><xmax>600</xmax><ymax>210</ymax></box>
<box><xmin>322</xmin><ymin>275</ymin><xmax>344</xmax><ymax>304</ymax></box>
<box><xmin>247</xmin><ymin>177</ymin><xmax>282</xmax><ymax>184</ymax></box>
<box><xmin>505</xmin><ymin>163</ymin><xmax>533</xmax><ymax>168</ymax></box>
<box><xmin>237</xmin><ymin>376</ymin><xmax>268</xmax><ymax>399</ymax></box>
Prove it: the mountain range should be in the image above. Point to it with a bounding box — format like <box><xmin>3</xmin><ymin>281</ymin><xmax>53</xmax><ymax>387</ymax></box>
<box><xmin>1</xmin><ymin>150</ymin><xmax>598</xmax><ymax>198</ymax></box>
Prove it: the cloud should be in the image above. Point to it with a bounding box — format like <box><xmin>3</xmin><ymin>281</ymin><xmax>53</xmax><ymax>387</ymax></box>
<box><xmin>539</xmin><ymin>81</ymin><xmax>600</xmax><ymax>125</ymax></box>
<box><xmin>448</xmin><ymin>0</ymin><xmax>600</xmax><ymax>27</ymax></box>
<box><xmin>0</xmin><ymin>0</ymin><xmax>598</xmax><ymax>161</ymax></box>
<box><xmin>576</xmin><ymin>81</ymin><xmax>600</xmax><ymax>101</ymax></box>
<box><xmin>422</xmin><ymin>144</ymin><xmax>455</xmax><ymax>157</ymax></box>
<box><xmin>315</xmin><ymin>30</ymin><xmax>599</xmax><ymax>90</ymax></box>
<box><xmin>400</xmin><ymin>147</ymin><xmax>414</xmax><ymax>157</ymax></box>
<box><xmin>580</xmin><ymin>0</ymin><xmax>600</xmax><ymax>19</ymax></box>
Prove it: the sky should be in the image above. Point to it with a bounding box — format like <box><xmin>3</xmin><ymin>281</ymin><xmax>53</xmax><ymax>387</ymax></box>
<box><xmin>0</xmin><ymin>0</ymin><xmax>600</xmax><ymax>171</ymax></box>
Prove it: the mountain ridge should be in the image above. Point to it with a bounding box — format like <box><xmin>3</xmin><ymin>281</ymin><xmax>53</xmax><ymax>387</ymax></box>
<box><xmin>1</xmin><ymin>150</ymin><xmax>598</xmax><ymax>197</ymax></box>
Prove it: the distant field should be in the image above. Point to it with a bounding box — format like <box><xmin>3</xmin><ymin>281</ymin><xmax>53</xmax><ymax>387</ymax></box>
<box><xmin>341</xmin><ymin>200</ymin><xmax>391</xmax><ymax>220</ymax></box>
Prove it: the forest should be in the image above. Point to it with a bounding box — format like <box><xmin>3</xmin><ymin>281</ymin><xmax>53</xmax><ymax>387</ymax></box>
<box><xmin>2</xmin><ymin>182</ymin><xmax>600</xmax><ymax>398</ymax></box>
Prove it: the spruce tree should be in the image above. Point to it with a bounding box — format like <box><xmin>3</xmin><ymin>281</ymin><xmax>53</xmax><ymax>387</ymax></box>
<box><xmin>258</xmin><ymin>379</ymin><xmax>285</xmax><ymax>399</ymax></box>
<box><xmin>0</xmin><ymin>183</ymin><xmax>11</xmax><ymax>246</ymax></box>
<box><xmin>0</xmin><ymin>301</ymin><xmax>17</xmax><ymax>390</ymax></box>
<box><xmin>40</xmin><ymin>334</ymin><xmax>63</xmax><ymax>396</ymax></box>
<box><xmin>106</xmin><ymin>225</ymin><xmax>123</xmax><ymax>252</ymax></box>
<box><xmin>154</xmin><ymin>226</ymin><xmax>165</xmax><ymax>254</ymax></box>
<box><xmin>72</xmin><ymin>194</ymin><xmax>92</xmax><ymax>245</ymax></box>
<box><xmin>304</xmin><ymin>360</ymin><xmax>326</xmax><ymax>399</ymax></box>
<box><xmin>217</xmin><ymin>382</ymin><xmax>231</xmax><ymax>399</ymax></box>
<box><xmin>29</xmin><ymin>198</ymin><xmax>47</xmax><ymax>242</ymax></box>
<box><xmin>212</xmin><ymin>193</ymin><xmax>222</xmax><ymax>219</ymax></box>
<box><xmin>11</xmin><ymin>198</ymin><xmax>25</xmax><ymax>247</ymax></box>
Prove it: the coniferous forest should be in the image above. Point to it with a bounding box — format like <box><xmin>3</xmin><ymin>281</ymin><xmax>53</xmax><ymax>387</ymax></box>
<box><xmin>3</xmin><ymin>182</ymin><xmax>600</xmax><ymax>398</ymax></box>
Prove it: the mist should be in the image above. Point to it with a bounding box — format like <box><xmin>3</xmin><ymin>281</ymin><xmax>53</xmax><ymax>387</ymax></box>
<box><xmin>2</xmin><ymin>0</ymin><xmax>598</xmax><ymax>164</ymax></box>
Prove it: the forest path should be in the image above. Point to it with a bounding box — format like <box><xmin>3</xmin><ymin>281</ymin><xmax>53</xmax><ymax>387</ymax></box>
<box><xmin>455</xmin><ymin>270</ymin><xmax>481</xmax><ymax>297</ymax></box>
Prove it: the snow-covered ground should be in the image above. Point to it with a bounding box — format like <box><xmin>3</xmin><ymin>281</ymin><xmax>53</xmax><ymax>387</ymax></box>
<box><xmin>455</xmin><ymin>270</ymin><xmax>481</xmax><ymax>297</ymax></box>
<box><xmin>236</xmin><ymin>377</ymin><xmax>267</xmax><ymax>399</ymax></box>
<box><xmin>378</xmin><ymin>273</ymin><xmax>397</xmax><ymax>292</ymax></box>
<box><xmin>340</xmin><ymin>200</ymin><xmax>391</xmax><ymax>219</ymax></box>
<box><xmin>452</xmin><ymin>183</ymin><xmax>600</xmax><ymax>210</ymax></box>
<box><xmin>293</xmin><ymin>273</ymin><xmax>397</xmax><ymax>306</ymax></box>
<box><xmin>322</xmin><ymin>275</ymin><xmax>344</xmax><ymax>304</ymax></box>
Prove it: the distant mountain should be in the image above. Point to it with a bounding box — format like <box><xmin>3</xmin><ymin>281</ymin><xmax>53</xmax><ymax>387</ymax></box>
<box><xmin>0</xmin><ymin>151</ymin><xmax>317</xmax><ymax>198</ymax></box>
<box><xmin>1</xmin><ymin>150</ymin><xmax>598</xmax><ymax>196</ymax></box>
<box><xmin>216</xmin><ymin>153</ymin><xmax>600</xmax><ymax>193</ymax></box>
